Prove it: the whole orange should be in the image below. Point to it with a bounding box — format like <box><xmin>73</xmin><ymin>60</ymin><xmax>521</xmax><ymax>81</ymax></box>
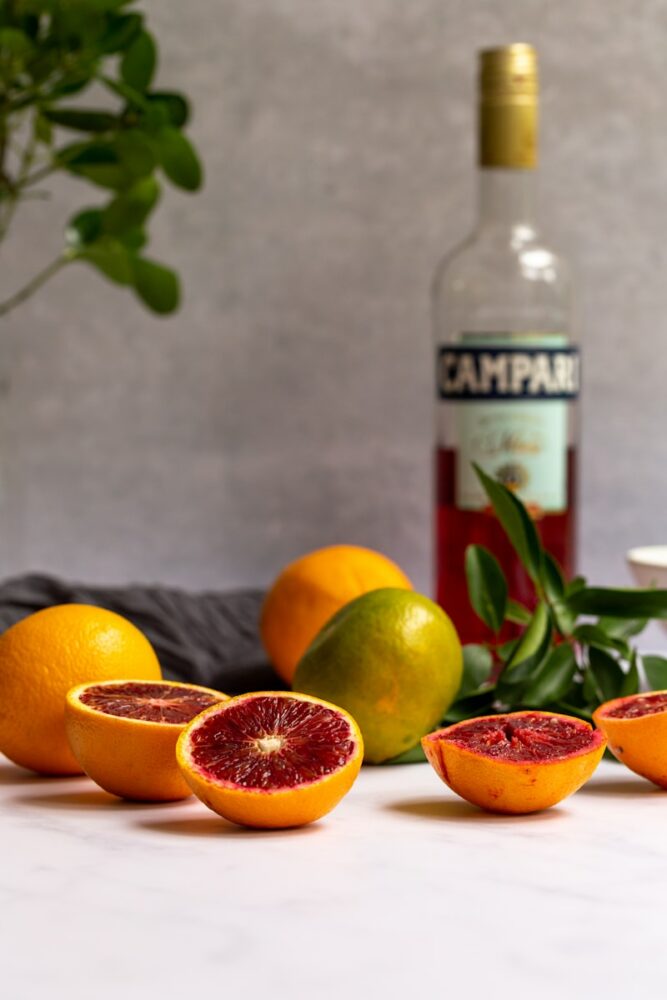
<box><xmin>0</xmin><ymin>604</ymin><xmax>162</xmax><ymax>775</ymax></box>
<box><xmin>260</xmin><ymin>545</ymin><xmax>412</xmax><ymax>683</ymax></box>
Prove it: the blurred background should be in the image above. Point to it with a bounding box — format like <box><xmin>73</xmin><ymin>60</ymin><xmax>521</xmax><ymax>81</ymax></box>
<box><xmin>0</xmin><ymin>0</ymin><xmax>663</xmax><ymax>594</ymax></box>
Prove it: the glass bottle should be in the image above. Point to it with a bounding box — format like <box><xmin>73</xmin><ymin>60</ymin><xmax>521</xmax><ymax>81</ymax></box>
<box><xmin>432</xmin><ymin>44</ymin><xmax>578</xmax><ymax>643</ymax></box>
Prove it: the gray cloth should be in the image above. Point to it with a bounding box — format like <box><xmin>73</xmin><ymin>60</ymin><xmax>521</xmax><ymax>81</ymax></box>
<box><xmin>0</xmin><ymin>574</ymin><xmax>281</xmax><ymax>694</ymax></box>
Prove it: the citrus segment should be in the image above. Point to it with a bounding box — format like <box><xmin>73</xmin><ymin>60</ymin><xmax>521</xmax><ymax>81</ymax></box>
<box><xmin>594</xmin><ymin>691</ymin><xmax>667</xmax><ymax>787</ymax></box>
<box><xmin>79</xmin><ymin>681</ymin><xmax>218</xmax><ymax>723</ymax></box>
<box><xmin>66</xmin><ymin>679</ymin><xmax>227</xmax><ymax>801</ymax></box>
<box><xmin>423</xmin><ymin>711</ymin><xmax>605</xmax><ymax>814</ymax></box>
<box><xmin>448</xmin><ymin>713</ymin><xmax>596</xmax><ymax>761</ymax></box>
<box><xmin>293</xmin><ymin>588</ymin><xmax>462</xmax><ymax>763</ymax></box>
<box><xmin>0</xmin><ymin>604</ymin><xmax>163</xmax><ymax>775</ymax></box>
<box><xmin>177</xmin><ymin>692</ymin><xmax>363</xmax><ymax>828</ymax></box>
<box><xmin>260</xmin><ymin>545</ymin><xmax>413</xmax><ymax>683</ymax></box>
<box><xmin>599</xmin><ymin>691</ymin><xmax>667</xmax><ymax>719</ymax></box>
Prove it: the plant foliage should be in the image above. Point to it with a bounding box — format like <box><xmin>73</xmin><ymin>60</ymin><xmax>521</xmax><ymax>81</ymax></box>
<box><xmin>0</xmin><ymin>0</ymin><xmax>203</xmax><ymax>315</ymax></box>
<box><xmin>446</xmin><ymin>463</ymin><xmax>667</xmax><ymax>725</ymax></box>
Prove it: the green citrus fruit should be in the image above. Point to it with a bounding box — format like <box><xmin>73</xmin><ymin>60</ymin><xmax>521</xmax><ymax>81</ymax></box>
<box><xmin>292</xmin><ymin>588</ymin><xmax>462</xmax><ymax>764</ymax></box>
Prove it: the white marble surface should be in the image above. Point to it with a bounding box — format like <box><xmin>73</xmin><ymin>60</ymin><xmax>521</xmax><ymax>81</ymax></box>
<box><xmin>2</xmin><ymin>754</ymin><xmax>665</xmax><ymax>1000</ymax></box>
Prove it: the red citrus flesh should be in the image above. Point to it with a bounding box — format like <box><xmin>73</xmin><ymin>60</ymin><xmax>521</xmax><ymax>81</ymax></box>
<box><xmin>80</xmin><ymin>681</ymin><xmax>220</xmax><ymax>724</ymax></box>
<box><xmin>445</xmin><ymin>712</ymin><xmax>599</xmax><ymax>762</ymax></box>
<box><xmin>187</xmin><ymin>694</ymin><xmax>357</xmax><ymax>789</ymax></box>
<box><xmin>601</xmin><ymin>692</ymin><xmax>667</xmax><ymax>720</ymax></box>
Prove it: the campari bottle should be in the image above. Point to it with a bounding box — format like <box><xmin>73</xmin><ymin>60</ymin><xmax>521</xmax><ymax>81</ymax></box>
<box><xmin>432</xmin><ymin>44</ymin><xmax>579</xmax><ymax>643</ymax></box>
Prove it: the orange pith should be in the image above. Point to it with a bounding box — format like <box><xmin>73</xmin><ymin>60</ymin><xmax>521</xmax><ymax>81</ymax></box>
<box><xmin>594</xmin><ymin>691</ymin><xmax>667</xmax><ymax>787</ymax></box>
<box><xmin>176</xmin><ymin>691</ymin><xmax>363</xmax><ymax>828</ymax></box>
<box><xmin>65</xmin><ymin>680</ymin><xmax>227</xmax><ymax>801</ymax></box>
<box><xmin>260</xmin><ymin>545</ymin><xmax>412</xmax><ymax>684</ymax></box>
<box><xmin>422</xmin><ymin>711</ymin><xmax>606</xmax><ymax>814</ymax></box>
<box><xmin>0</xmin><ymin>604</ymin><xmax>163</xmax><ymax>775</ymax></box>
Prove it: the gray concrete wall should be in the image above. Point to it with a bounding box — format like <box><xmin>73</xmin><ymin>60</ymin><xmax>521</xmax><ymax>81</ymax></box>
<box><xmin>1</xmin><ymin>0</ymin><xmax>665</xmax><ymax>594</ymax></box>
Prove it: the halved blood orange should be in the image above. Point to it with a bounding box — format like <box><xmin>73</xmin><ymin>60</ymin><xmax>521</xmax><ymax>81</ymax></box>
<box><xmin>422</xmin><ymin>711</ymin><xmax>606</xmax><ymax>814</ymax></box>
<box><xmin>594</xmin><ymin>691</ymin><xmax>667</xmax><ymax>787</ymax></box>
<box><xmin>176</xmin><ymin>691</ymin><xmax>363</xmax><ymax>828</ymax></box>
<box><xmin>65</xmin><ymin>680</ymin><xmax>227</xmax><ymax>801</ymax></box>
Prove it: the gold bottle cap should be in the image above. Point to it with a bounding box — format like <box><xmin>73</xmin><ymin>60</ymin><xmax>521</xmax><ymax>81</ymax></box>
<box><xmin>478</xmin><ymin>44</ymin><xmax>538</xmax><ymax>169</ymax></box>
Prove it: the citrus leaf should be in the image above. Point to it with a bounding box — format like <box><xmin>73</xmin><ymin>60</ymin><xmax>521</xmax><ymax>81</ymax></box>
<box><xmin>551</xmin><ymin>598</ymin><xmax>576</xmax><ymax>637</ymax></box>
<box><xmin>102</xmin><ymin>177</ymin><xmax>161</xmax><ymax>234</ymax></box>
<box><xmin>458</xmin><ymin>644</ymin><xmax>493</xmax><ymax>699</ymax></box>
<box><xmin>497</xmin><ymin>637</ymin><xmax>519</xmax><ymax>662</ymax></box>
<box><xmin>565</xmin><ymin>576</ymin><xmax>587</xmax><ymax>596</ymax></box>
<box><xmin>0</xmin><ymin>27</ymin><xmax>34</xmax><ymax>61</ymax></box>
<box><xmin>566</xmin><ymin>587</ymin><xmax>667</xmax><ymax>619</ymax></box>
<box><xmin>642</xmin><ymin>654</ymin><xmax>667</xmax><ymax>691</ymax></box>
<box><xmin>587</xmin><ymin>647</ymin><xmax>625</xmax><ymax>703</ymax></box>
<box><xmin>505</xmin><ymin>602</ymin><xmax>551</xmax><ymax>673</ymax></box>
<box><xmin>473</xmin><ymin>463</ymin><xmax>543</xmax><ymax>584</ymax></box>
<box><xmin>153</xmin><ymin>126</ymin><xmax>202</xmax><ymax>191</ymax></box>
<box><xmin>146</xmin><ymin>91</ymin><xmax>189</xmax><ymax>127</ymax></box>
<box><xmin>496</xmin><ymin>604</ymin><xmax>552</xmax><ymax>701</ymax></box>
<box><xmin>66</xmin><ymin>208</ymin><xmax>103</xmax><ymax>247</ymax></box>
<box><xmin>121</xmin><ymin>29</ymin><xmax>156</xmax><ymax>92</ymax></box>
<box><xmin>543</xmin><ymin>552</ymin><xmax>565</xmax><ymax>601</ymax></box>
<box><xmin>34</xmin><ymin>112</ymin><xmax>53</xmax><ymax>144</ymax></box>
<box><xmin>597</xmin><ymin>617</ymin><xmax>648</xmax><ymax>640</ymax></box>
<box><xmin>101</xmin><ymin>13</ymin><xmax>142</xmax><ymax>53</ymax></box>
<box><xmin>78</xmin><ymin>238</ymin><xmax>134</xmax><ymax>285</ymax></box>
<box><xmin>132</xmin><ymin>257</ymin><xmax>179</xmax><ymax>313</ymax></box>
<box><xmin>42</xmin><ymin>109</ymin><xmax>118</xmax><ymax>133</ymax></box>
<box><xmin>113</xmin><ymin>130</ymin><xmax>156</xmax><ymax>179</ymax></box>
<box><xmin>118</xmin><ymin>227</ymin><xmax>147</xmax><ymax>250</ymax></box>
<box><xmin>465</xmin><ymin>545</ymin><xmax>507</xmax><ymax>633</ymax></box>
<box><xmin>102</xmin><ymin>74</ymin><xmax>150</xmax><ymax>110</ymax></box>
<box><xmin>59</xmin><ymin>142</ymin><xmax>127</xmax><ymax>189</ymax></box>
<box><xmin>572</xmin><ymin>623</ymin><xmax>630</xmax><ymax>658</ymax></box>
<box><xmin>521</xmin><ymin>645</ymin><xmax>577</xmax><ymax>707</ymax></box>
<box><xmin>620</xmin><ymin>654</ymin><xmax>640</xmax><ymax>697</ymax></box>
<box><xmin>506</xmin><ymin>599</ymin><xmax>532</xmax><ymax>625</ymax></box>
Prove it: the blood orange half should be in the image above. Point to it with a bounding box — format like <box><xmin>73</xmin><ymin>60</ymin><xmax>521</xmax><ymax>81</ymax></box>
<box><xmin>594</xmin><ymin>691</ymin><xmax>667</xmax><ymax>787</ymax></box>
<box><xmin>65</xmin><ymin>680</ymin><xmax>227</xmax><ymax>801</ymax></box>
<box><xmin>176</xmin><ymin>691</ymin><xmax>363</xmax><ymax>828</ymax></box>
<box><xmin>422</xmin><ymin>711</ymin><xmax>606</xmax><ymax>814</ymax></box>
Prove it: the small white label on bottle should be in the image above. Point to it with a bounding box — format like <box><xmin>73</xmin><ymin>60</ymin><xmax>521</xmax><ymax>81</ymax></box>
<box><xmin>437</xmin><ymin>334</ymin><xmax>579</xmax><ymax>513</ymax></box>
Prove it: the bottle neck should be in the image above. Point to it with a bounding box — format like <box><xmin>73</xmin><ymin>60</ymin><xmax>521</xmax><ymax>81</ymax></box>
<box><xmin>477</xmin><ymin>167</ymin><xmax>537</xmax><ymax>231</ymax></box>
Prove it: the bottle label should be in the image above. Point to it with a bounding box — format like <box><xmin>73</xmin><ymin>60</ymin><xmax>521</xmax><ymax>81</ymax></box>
<box><xmin>436</xmin><ymin>335</ymin><xmax>579</xmax><ymax>513</ymax></box>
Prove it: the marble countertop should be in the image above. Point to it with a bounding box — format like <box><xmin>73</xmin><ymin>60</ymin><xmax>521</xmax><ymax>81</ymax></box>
<box><xmin>1</xmin><ymin>753</ymin><xmax>664</xmax><ymax>1000</ymax></box>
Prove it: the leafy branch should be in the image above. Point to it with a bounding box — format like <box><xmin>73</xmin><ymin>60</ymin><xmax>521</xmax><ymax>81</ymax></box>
<box><xmin>0</xmin><ymin>0</ymin><xmax>203</xmax><ymax>315</ymax></box>
<box><xmin>445</xmin><ymin>463</ymin><xmax>667</xmax><ymax>725</ymax></box>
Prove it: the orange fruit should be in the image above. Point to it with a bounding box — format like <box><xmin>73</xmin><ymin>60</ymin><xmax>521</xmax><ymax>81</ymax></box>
<box><xmin>423</xmin><ymin>711</ymin><xmax>605</xmax><ymax>814</ymax></box>
<box><xmin>176</xmin><ymin>691</ymin><xmax>363</xmax><ymax>828</ymax></box>
<box><xmin>594</xmin><ymin>691</ymin><xmax>667</xmax><ymax>787</ymax></box>
<box><xmin>260</xmin><ymin>544</ymin><xmax>412</xmax><ymax>684</ymax></box>
<box><xmin>0</xmin><ymin>604</ymin><xmax>162</xmax><ymax>775</ymax></box>
<box><xmin>294</xmin><ymin>588</ymin><xmax>462</xmax><ymax>763</ymax></box>
<box><xmin>65</xmin><ymin>680</ymin><xmax>227</xmax><ymax>801</ymax></box>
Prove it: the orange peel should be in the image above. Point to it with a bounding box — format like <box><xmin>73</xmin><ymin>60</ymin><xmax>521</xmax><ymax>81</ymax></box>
<box><xmin>423</xmin><ymin>711</ymin><xmax>605</xmax><ymax>814</ymax></box>
<box><xmin>177</xmin><ymin>691</ymin><xmax>363</xmax><ymax>828</ymax></box>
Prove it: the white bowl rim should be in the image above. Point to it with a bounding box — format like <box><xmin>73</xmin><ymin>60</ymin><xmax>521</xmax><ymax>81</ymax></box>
<box><xmin>627</xmin><ymin>545</ymin><xmax>667</xmax><ymax>569</ymax></box>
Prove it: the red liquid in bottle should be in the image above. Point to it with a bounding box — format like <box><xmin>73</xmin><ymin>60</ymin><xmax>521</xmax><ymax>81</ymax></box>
<box><xmin>435</xmin><ymin>446</ymin><xmax>577</xmax><ymax>644</ymax></box>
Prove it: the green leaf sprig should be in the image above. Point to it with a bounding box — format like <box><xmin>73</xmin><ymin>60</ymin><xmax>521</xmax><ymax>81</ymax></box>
<box><xmin>0</xmin><ymin>1</ymin><xmax>204</xmax><ymax>315</ymax></box>
<box><xmin>446</xmin><ymin>463</ymin><xmax>667</xmax><ymax>725</ymax></box>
